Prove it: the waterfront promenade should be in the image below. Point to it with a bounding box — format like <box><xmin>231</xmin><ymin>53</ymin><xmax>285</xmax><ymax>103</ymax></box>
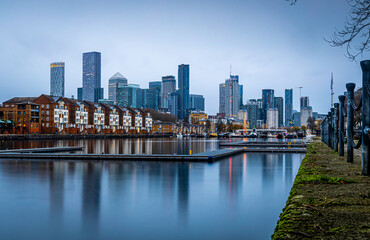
<box><xmin>272</xmin><ymin>141</ymin><xmax>370</xmax><ymax>239</ymax></box>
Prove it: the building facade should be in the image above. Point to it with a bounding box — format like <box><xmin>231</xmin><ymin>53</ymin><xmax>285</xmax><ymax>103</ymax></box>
<box><xmin>219</xmin><ymin>83</ymin><xmax>226</xmax><ymax>114</ymax></box>
<box><xmin>178</xmin><ymin>64</ymin><xmax>190</xmax><ymax>120</ymax></box>
<box><xmin>190</xmin><ymin>94</ymin><xmax>205</xmax><ymax>112</ymax></box>
<box><xmin>300</xmin><ymin>96</ymin><xmax>309</xmax><ymax>109</ymax></box>
<box><xmin>161</xmin><ymin>76</ymin><xmax>176</xmax><ymax>108</ymax></box>
<box><xmin>224</xmin><ymin>76</ymin><xmax>241</xmax><ymax>118</ymax></box>
<box><xmin>108</xmin><ymin>72</ymin><xmax>127</xmax><ymax>104</ymax></box>
<box><xmin>274</xmin><ymin>96</ymin><xmax>284</xmax><ymax>128</ymax></box>
<box><xmin>285</xmin><ymin>89</ymin><xmax>293</xmax><ymax>126</ymax></box>
<box><xmin>262</xmin><ymin>89</ymin><xmax>274</xmax><ymax>122</ymax></box>
<box><xmin>266</xmin><ymin>108</ymin><xmax>278</xmax><ymax>129</ymax></box>
<box><xmin>301</xmin><ymin>106</ymin><xmax>313</xmax><ymax>127</ymax></box>
<box><xmin>149</xmin><ymin>81</ymin><xmax>161</xmax><ymax>109</ymax></box>
<box><xmin>50</xmin><ymin>62</ymin><xmax>65</xmax><ymax>97</ymax></box>
<box><xmin>82</xmin><ymin>52</ymin><xmax>103</xmax><ymax>102</ymax></box>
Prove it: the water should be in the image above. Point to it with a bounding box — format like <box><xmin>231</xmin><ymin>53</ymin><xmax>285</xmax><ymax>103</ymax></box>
<box><xmin>0</xmin><ymin>138</ymin><xmax>304</xmax><ymax>240</ymax></box>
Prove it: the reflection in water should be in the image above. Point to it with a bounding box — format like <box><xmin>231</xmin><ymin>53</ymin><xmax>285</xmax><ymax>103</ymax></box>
<box><xmin>82</xmin><ymin>163</ymin><xmax>102</xmax><ymax>239</ymax></box>
<box><xmin>0</xmin><ymin>139</ymin><xmax>304</xmax><ymax>240</ymax></box>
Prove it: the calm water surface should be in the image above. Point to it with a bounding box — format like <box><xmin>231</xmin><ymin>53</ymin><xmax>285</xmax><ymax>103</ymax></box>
<box><xmin>0</xmin><ymin>138</ymin><xmax>304</xmax><ymax>240</ymax></box>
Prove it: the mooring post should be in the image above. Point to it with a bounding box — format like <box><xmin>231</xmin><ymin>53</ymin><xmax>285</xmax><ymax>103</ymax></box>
<box><xmin>338</xmin><ymin>95</ymin><xmax>346</xmax><ymax>156</ymax></box>
<box><xmin>331</xmin><ymin>108</ymin><xmax>335</xmax><ymax>150</ymax></box>
<box><xmin>333</xmin><ymin>104</ymin><xmax>339</xmax><ymax>152</ymax></box>
<box><xmin>360</xmin><ymin>60</ymin><xmax>370</xmax><ymax>175</ymax></box>
<box><xmin>328</xmin><ymin>111</ymin><xmax>332</xmax><ymax>149</ymax></box>
<box><xmin>346</xmin><ymin>83</ymin><xmax>355</xmax><ymax>163</ymax></box>
<box><xmin>320</xmin><ymin>119</ymin><xmax>324</xmax><ymax>143</ymax></box>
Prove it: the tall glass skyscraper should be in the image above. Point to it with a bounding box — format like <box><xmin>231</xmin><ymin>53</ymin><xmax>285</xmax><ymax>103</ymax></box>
<box><xmin>274</xmin><ymin>96</ymin><xmax>284</xmax><ymax>127</ymax></box>
<box><xmin>178</xmin><ymin>64</ymin><xmax>190</xmax><ymax>120</ymax></box>
<box><xmin>108</xmin><ymin>72</ymin><xmax>127</xmax><ymax>104</ymax></box>
<box><xmin>262</xmin><ymin>89</ymin><xmax>274</xmax><ymax>122</ymax></box>
<box><xmin>219</xmin><ymin>83</ymin><xmax>226</xmax><ymax>114</ymax></box>
<box><xmin>285</xmin><ymin>89</ymin><xmax>293</xmax><ymax>126</ymax></box>
<box><xmin>149</xmin><ymin>81</ymin><xmax>162</xmax><ymax>109</ymax></box>
<box><xmin>190</xmin><ymin>94</ymin><xmax>205</xmax><ymax>112</ymax></box>
<box><xmin>161</xmin><ymin>76</ymin><xmax>176</xmax><ymax>108</ymax></box>
<box><xmin>50</xmin><ymin>62</ymin><xmax>65</xmax><ymax>97</ymax></box>
<box><xmin>82</xmin><ymin>52</ymin><xmax>103</xmax><ymax>102</ymax></box>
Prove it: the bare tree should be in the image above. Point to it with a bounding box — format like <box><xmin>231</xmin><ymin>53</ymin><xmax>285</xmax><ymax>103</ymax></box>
<box><xmin>287</xmin><ymin>0</ymin><xmax>370</xmax><ymax>61</ymax></box>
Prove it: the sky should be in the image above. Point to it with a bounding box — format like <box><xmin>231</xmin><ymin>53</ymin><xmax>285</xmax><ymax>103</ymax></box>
<box><xmin>0</xmin><ymin>0</ymin><xmax>368</xmax><ymax>114</ymax></box>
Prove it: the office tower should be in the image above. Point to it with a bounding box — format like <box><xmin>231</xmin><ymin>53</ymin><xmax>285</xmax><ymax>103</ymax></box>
<box><xmin>77</xmin><ymin>87</ymin><xmax>83</xmax><ymax>101</ymax></box>
<box><xmin>274</xmin><ymin>97</ymin><xmax>284</xmax><ymax>127</ymax></box>
<box><xmin>300</xmin><ymin>96</ymin><xmax>309</xmax><ymax>109</ymax></box>
<box><xmin>141</xmin><ymin>89</ymin><xmax>159</xmax><ymax>110</ymax></box>
<box><xmin>108</xmin><ymin>72</ymin><xmax>127</xmax><ymax>104</ymax></box>
<box><xmin>168</xmin><ymin>91</ymin><xmax>179</xmax><ymax>117</ymax></box>
<box><xmin>267</xmin><ymin>108</ymin><xmax>279</xmax><ymax>129</ymax></box>
<box><xmin>285</xmin><ymin>89</ymin><xmax>293</xmax><ymax>126</ymax></box>
<box><xmin>301</xmin><ymin>106</ymin><xmax>313</xmax><ymax>126</ymax></box>
<box><xmin>178</xmin><ymin>64</ymin><xmax>190</xmax><ymax>120</ymax></box>
<box><xmin>82</xmin><ymin>51</ymin><xmax>103</xmax><ymax>102</ymax></box>
<box><xmin>161</xmin><ymin>76</ymin><xmax>176</xmax><ymax>108</ymax></box>
<box><xmin>50</xmin><ymin>62</ymin><xmax>65</xmax><ymax>97</ymax></box>
<box><xmin>219</xmin><ymin>83</ymin><xmax>226</xmax><ymax>114</ymax></box>
<box><xmin>262</xmin><ymin>89</ymin><xmax>275</xmax><ymax>122</ymax></box>
<box><xmin>190</xmin><ymin>94</ymin><xmax>205</xmax><ymax>112</ymax></box>
<box><xmin>245</xmin><ymin>99</ymin><xmax>259</xmax><ymax>128</ymax></box>
<box><xmin>149</xmin><ymin>81</ymin><xmax>162</xmax><ymax>108</ymax></box>
<box><xmin>230</xmin><ymin>75</ymin><xmax>243</xmax><ymax>106</ymax></box>
<box><xmin>293</xmin><ymin>111</ymin><xmax>301</xmax><ymax>127</ymax></box>
<box><xmin>117</xmin><ymin>84</ymin><xmax>140</xmax><ymax>108</ymax></box>
<box><xmin>225</xmin><ymin>76</ymin><xmax>241</xmax><ymax>118</ymax></box>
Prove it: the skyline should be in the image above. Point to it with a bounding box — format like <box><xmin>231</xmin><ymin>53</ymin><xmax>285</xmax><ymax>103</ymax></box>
<box><xmin>0</xmin><ymin>0</ymin><xmax>368</xmax><ymax>114</ymax></box>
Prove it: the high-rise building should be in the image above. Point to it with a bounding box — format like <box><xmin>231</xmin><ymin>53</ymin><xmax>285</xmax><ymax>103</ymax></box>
<box><xmin>219</xmin><ymin>83</ymin><xmax>226</xmax><ymax>114</ymax></box>
<box><xmin>267</xmin><ymin>108</ymin><xmax>279</xmax><ymax>129</ymax></box>
<box><xmin>245</xmin><ymin>99</ymin><xmax>259</xmax><ymax>128</ymax></box>
<box><xmin>178</xmin><ymin>64</ymin><xmax>190</xmax><ymax>120</ymax></box>
<box><xmin>300</xmin><ymin>96</ymin><xmax>309</xmax><ymax>109</ymax></box>
<box><xmin>285</xmin><ymin>89</ymin><xmax>293</xmax><ymax>126</ymax></box>
<box><xmin>224</xmin><ymin>76</ymin><xmax>241</xmax><ymax>118</ymax></box>
<box><xmin>293</xmin><ymin>111</ymin><xmax>301</xmax><ymax>127</ymax></box>
<box><xmin>161</xmin><ymin>76</ymin><xmax>176</xmax><ymax>108</ymax></box>
<box><xmin>274</xmin><ymin>97</ymin><xmax>284</xmax><ymax>127</ymax></box>
<box><xmin>301</xmin><ymin>106</ymin><xmax>313</xmax><ymax>126</ymax></box>
<box><xmin>190</xmin><ymin>94</ymin><xmax>205</xmax><ymax>112</ymax></box>
<box><xmin>141</xmin><ymin>88</ymin><xmax>159</xmax><ymax>110</ymax></box>
<box><xmin>108</xmin><ymin>72</ymin><xmax>127</xmax><ymax>104</ymax></box>
<box><xmin>82</xmin><ymin>51</ymin><xmax>103</xmax><ymax>102</ymax></box>
<box><xmin>149</xmin><ymin>81</ymin><xmax>161</xmax><ymax>109</ymax></box>
<box><xmin>77</xmin><ymin>87</ymin><xmax>83</xmax><ymax>101</ymax></box>
<box><xmin>50</xmin><ymin>62</ymin><xmax>65</xmax><ymax>97</ymax></box>
<box><xmin>262</xmin><ymin>89</ymin><xmax>274</xmax><ymax>122</ymax></box>
<box><xmin>168</xmin><ymin>91</ymin><xmax>179</xmax><ymax>117</ymax></box>
<box><xmin>117</xmin><ymin>84</ymin><xmax>140</xmax><ymax>108</ymax></box>
<box><xmin>230</xmin><ymin>75</ymin><xmax>243</xmax><ymax>106</ymax></box>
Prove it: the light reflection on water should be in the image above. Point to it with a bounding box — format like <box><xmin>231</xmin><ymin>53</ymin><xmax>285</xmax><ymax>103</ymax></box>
<box><xmin>0</xmin><ymin>139</ymin><xmax>303</xmax><ymax>240</ymax></box>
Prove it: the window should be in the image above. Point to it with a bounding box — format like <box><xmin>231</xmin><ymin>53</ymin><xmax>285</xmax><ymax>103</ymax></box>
<box><xmin>46</xmin><ymin>105</ymin><xmax>49</xmax><ymax>109</ymax></box>
<box><xmin>47</xmin><ymin>111</ymin><xmax>49</xmax><ymax>115</ymax></box>
<box><xmin>46</xmin><ymin>117</ymin><xmax>49</xmax><ymax>121</ymax></box>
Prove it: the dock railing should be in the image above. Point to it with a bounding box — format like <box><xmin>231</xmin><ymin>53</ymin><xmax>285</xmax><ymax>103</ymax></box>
<box><xmin>321</xmin><ymin>60</ymin><xmax>370</xmax><ymax>176</ymax></box>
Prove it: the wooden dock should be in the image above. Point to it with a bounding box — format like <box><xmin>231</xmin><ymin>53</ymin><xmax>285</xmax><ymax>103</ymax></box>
<box><xmin>220</xmin><ymin>141</ymin><xmax>309</xmax><ymax>148</ymax></box>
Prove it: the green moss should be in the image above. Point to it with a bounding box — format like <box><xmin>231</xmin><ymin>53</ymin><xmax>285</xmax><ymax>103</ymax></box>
<box><xmin>328</xmin><ymin>226</ymin><xmax>346</xmax><ymax>232</ymax></box>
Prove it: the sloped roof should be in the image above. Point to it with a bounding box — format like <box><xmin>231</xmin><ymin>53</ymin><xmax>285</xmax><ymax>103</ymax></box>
<box><xmin>110</xmin><ymin>72</ymin><xmax>127</xmax><ymax>80</ymax></box>
<box><xmin>4</xmin><ymin>97</ymin><xmax>38</xmax><ymax>104</ymax></box>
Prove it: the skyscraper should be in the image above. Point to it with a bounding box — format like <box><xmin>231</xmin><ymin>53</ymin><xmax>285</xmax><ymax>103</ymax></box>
<box><xmin>300</xmin><ymin>96</ymin><xmax>309</xmax><ymax>109</ymax></box>
<box><xmin>262</xmin><ymin>89</ymin><xmax>274</xmax><ymax>122</ymax></box>
<box><xmin>274</xmin><ymin>97</ymin><xmax>284</xmax><ymax>127</ymax></box>
<box><xmin>285</xmin><ymin>89</ymin><xmax>293</xmax><ymax>126</ymax></box>
<box><xmin>219</xmin><ymin>83</ymin><xmax>226</xmax><ymax>114</ymax></box>
<box><xmin>190</xmin><ymin>94</ymin><xmax>205</xmax><ymax>112</ymax></box>
<box><xmin>116</xmin><ymin>84</ymin><xmax>140</xmax><ymax>108</ymax></box>
<box><xmin>50</xmin><ymin>62</ymin><xmax>65</xmax><ymax>97</ymax></box>
<box><xmin>149</xmin><ymin>81</ymin><xmax>162</xmax><ymax>109</ymax></box>
<box><xmin>245</xmin><ymin>99</ymin><xmax>259</xmax><ymax>128</ymax></box>
<box><xmin>225</xmin><ymin>76</ymin><xmax>241</xmax><ymax>118</ymax></box>
<box><xmin>108</xmin><ymin>72</ymin><xmax>127</xmax><ymax>104</ymax></box>
<box><xmin>82</xmin><ymin>51</ymin><xmax>103</xmax><ymax>102</ymax></box>
<box><xmin>161</xmin><ymin>76</ymin><xmax>176</xmax><ymax>108</ymax></box>
<box><xmin>178</xmin><ymin>64</ymin><xmax>190</xmax><ymax>120</ymax></box>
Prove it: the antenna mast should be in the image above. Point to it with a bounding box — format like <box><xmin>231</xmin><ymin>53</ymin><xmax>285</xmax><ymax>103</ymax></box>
<box><xmin>331</xmin><ymin>72</ymin><xmax>334</xmax><ymax>108</ymax></box>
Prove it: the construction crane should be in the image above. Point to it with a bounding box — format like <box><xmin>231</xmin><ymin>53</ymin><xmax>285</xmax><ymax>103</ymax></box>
<box><xmin>294</xmin><ymin>86</ymin><xmax>303</xmax><ymax>99</ymax></box>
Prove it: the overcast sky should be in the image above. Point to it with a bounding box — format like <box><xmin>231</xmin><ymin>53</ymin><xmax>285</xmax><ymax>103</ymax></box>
<box><xmin>0</xmin><ymin>0</ymin><xmax>368</xmax><ymax>114</ymax></box>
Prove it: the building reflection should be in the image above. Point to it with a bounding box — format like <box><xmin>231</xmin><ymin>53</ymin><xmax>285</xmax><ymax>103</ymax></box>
<box><xmin>81</xmin><ymin>162</ymin><xmax>102</xmax><ymax>238</ymax></box>
<box><xmin>177</xmin><ymin>163</ymin><xmax>189</xmax><ymax>223</ymax></box>
<box><xmin>219</xmin><ymin>156</ymin><xmax>243</xmax><ymax>205</ymax></box>
<box><xmin>48</xmin><ymin>161</ymin><xmax>65</xmax><ymax>234</ymax></box>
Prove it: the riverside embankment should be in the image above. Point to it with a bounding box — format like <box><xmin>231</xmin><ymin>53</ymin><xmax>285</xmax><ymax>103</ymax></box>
<box><xmin>0</xmin><ymin>133</ymin><xmax>173</xmax><ymax>140</ymax></box>
<box><xmin>272</xmin><ymin>141</ymin><xmax>370</xmax><ymax>239</ymax></box>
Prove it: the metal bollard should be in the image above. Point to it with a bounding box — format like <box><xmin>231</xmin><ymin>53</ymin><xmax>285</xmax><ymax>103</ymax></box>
<box><xmin>338</xmin><ymin>95</ymin><xmax>346</xmax><ymax>156</ymax></box>
<box><xmin>346</xmin><ymin>83</ymin><xmax>355</xmax><ymax>163</ymax></box>
<box><xmin>360</xmin><ymin>60</ymin><xmax>370</xmax><ymax>175</ymax></box>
